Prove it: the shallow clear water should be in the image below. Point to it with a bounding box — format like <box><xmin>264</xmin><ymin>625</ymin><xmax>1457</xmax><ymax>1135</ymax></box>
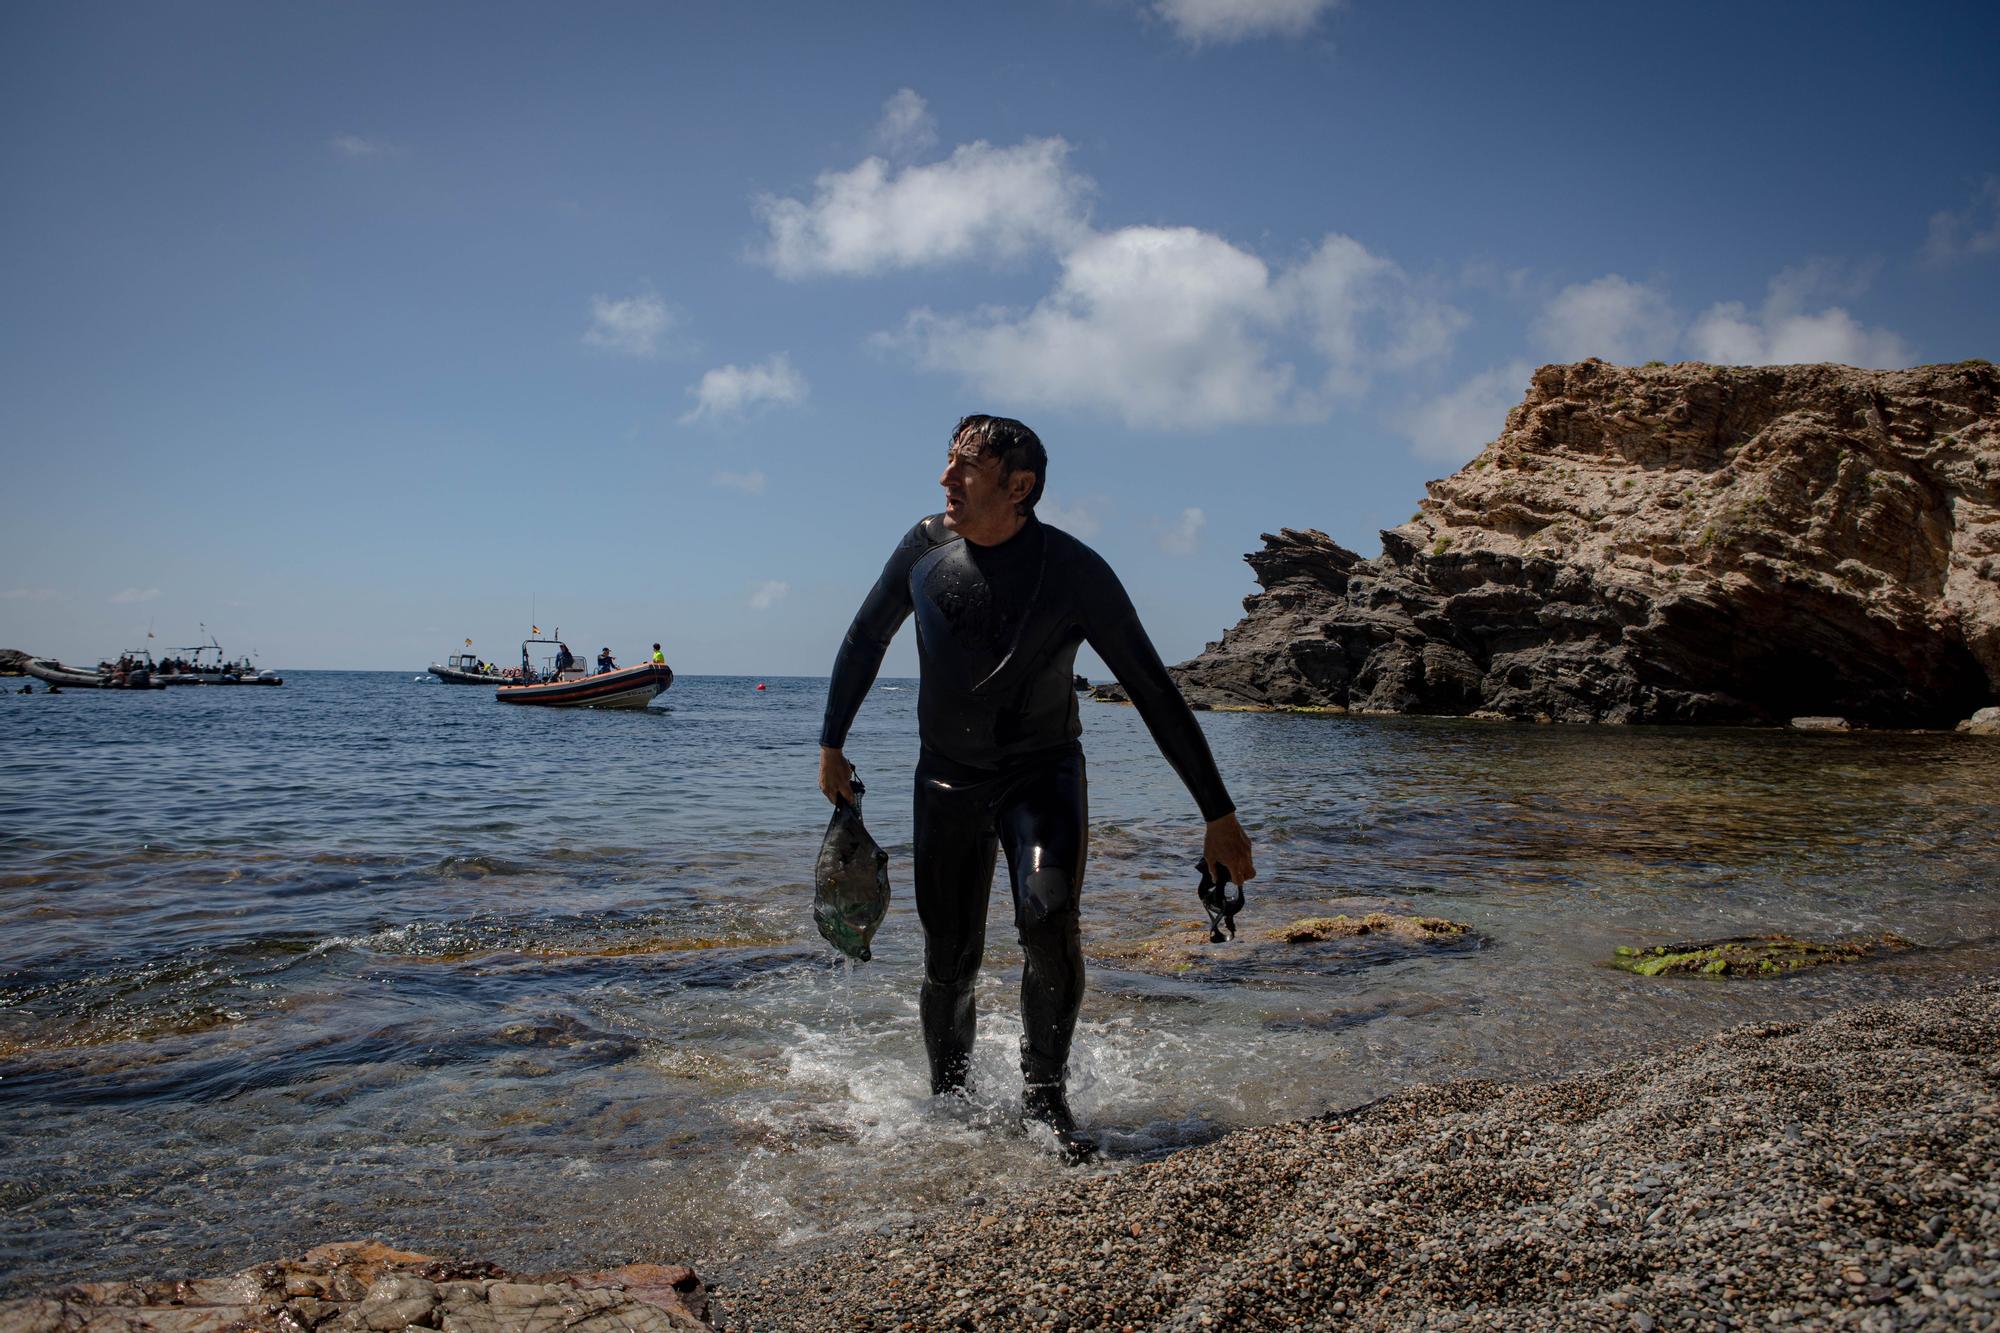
<box><xmin>2</xmin><ymin>671</ymin><xmax>1997</xmax><ymax>1293</ymax></box>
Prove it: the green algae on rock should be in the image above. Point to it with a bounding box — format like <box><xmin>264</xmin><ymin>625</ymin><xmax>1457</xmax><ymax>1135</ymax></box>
<box><xmin>1611</xmin><ymin>932</ymin><xmax>1913</xmax><ymax>977</ymax></box>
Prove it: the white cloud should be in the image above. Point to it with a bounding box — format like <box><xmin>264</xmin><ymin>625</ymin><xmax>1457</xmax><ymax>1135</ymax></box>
<box><xmin>110</xmin><ymin>588</ymin><xmax>160</xmax><ymax>604</ymax></box>
<box><xmin>748</xmin><ymin>579</ymin><xmax>790</xmax><ymax>610</ymax></box>
<box><xmin>872</xmin><ymin>88</ymin><xmax>938</xmax><ymax>159</ymax></box>
<box><xmin>1158</xmin><ymin>507</ymin><xmax>1206</xmax><ymax>555</ymax></box>
<box><xmin>1</xmin><ymin>588</ymin><xmax>59</xmax><ymax>602</ymax></box>
<box><xmin>1687</xmin><ymin>264</ymin><xmax>1911</xmax><ymax>368</ymax></box>
<box><xmin>1534</xmin><ymin>275</ymin><xmax>1679</xmax><ymax>364</ymax></box>
<box><xmin>1687</xmin><ymin>305</ymin><xmax>1911</xmax><ymax>368</ymax></box>
<box><xmin>1038</xmin><ymin>497</ymin><xmax>1101</xmax><ymax>538</ymax></box>
<box><xmin>1923</xmin><ymin>178</ymin><xmax>2000</xmax><ymax>265</ymax></box>
<box><xmin>584</xmin><ymin>293</ymin><xmax>675</xmax><ymax>357</ymax></box>
<box><xmin>891</xmin><ymin>226</ymin><xmax>1290</xmax><ymax>429</ymax></box>
<box><xmin>1278</xmin><ymin>234</ymin><xmax>1467</xmax><ymax>394</ymax></box>
<box><xmin>681</xmin><ymin>354</ymin><xmax>807</xmax><ymax>422</ymax></box>
<box><xmin>329</xmin><ymin>134</ymin><xmax>399</xmax><ymax>159</ymax></box>
<box><xmin>1156</xmin><ymin>0</ymin><xmax>1342</xmax><ymax>44</ymax></box>
<box><xmin>712</xmin><ymin>470</ymin><xmax>768</xmax><ymax>495</ymax></box>
<box><xmin>887</xmin><ymin>226</ymin><xmax>1458</xmax><ymax>429</ymax></box>
<box><xmin>1396</xmin><ymin>361</ymin><xmax>1533</xmax><ymax>465</ymax></box>
<box><xmin>755</xmin><ymin>136</ymin><xmax>1092</xmax><ymax>277</ymax></box>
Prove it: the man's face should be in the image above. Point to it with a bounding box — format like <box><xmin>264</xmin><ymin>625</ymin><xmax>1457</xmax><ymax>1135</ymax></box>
<box><xmin>940</xmin><ymin>432</ymin><xmax>1031</xmax><ymax>540</ymax></box>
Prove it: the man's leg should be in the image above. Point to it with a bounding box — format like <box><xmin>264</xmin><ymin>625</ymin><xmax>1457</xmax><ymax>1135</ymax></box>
<box><xmin>996</xmin><ymin>750</ymin><xmax>1088</xmax><ymax>1126</ymax></box>
<box><xmin>912</xmin><ymin>764</ymin><xmax>999</xmax><ymax>1096</ymax></box>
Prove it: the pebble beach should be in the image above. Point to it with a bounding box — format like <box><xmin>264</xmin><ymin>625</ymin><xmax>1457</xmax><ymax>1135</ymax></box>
<box><xmin>719</xmin><ymin>981</ymin><xmax>2000</xmax><ymax>1332</ymax></box>
<box><xmin>8</xmin><ymin>981</ymin><xmax>1997</xmax><ymax>1332</ymax></box>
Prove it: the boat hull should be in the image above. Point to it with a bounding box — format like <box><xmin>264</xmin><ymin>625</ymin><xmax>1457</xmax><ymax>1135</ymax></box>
<box><xmin>495</xmin><ymin>663</ymin><xmax>672</xmax><ymax>709</ymax></box>
<box><xmin>23</xmin><ymin>658</ymin><xmax>165</xmax><ymax>689</ymax></box>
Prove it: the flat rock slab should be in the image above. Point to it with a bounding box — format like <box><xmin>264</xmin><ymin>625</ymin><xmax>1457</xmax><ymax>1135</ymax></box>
<box><xmin>1094</xmin><ymin>911</ymin><xmax>1477</xmax><ymax>976</ymax></box>
<box><xmin>1611</xmin><ymin>932</ymin><xmax>1913</xmax><ymax>977</ymax></box>
<box><xmin>0</xmin><ymin>1242</ymin><xmax>711</xmax><ymax>1333</ymax></box>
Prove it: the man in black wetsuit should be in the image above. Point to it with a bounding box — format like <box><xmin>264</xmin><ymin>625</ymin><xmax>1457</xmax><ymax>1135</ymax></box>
<box><xmin>817</xmin><ymin>414</ymin><xmax>1255</xmax><ymax>1148</ymax></box>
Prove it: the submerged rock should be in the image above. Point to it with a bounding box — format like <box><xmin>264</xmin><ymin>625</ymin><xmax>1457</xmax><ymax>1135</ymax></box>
<box><xmin>1167</xmin><ymin>361</ymin><xmax>2000</xmax><ymax>726</ymax></box>
<box><xmin>1611</xmin><ymin>932</ymin><xmax>1913</xmax><ymax>977</ymax></box>
<box><xmin>0</xmin><ymin>1240</ymin><xmax>713</xmax><ymax>1331</ymax></box>
<box><xmin>1267</xmin><ymin>913</ymin><xmax>1472</xmax><ymax>945</ymax></box>
<box><xmin>1096</xmin><ymin>911</ymin><xmax>1476</xmax><ymax>975</ymax></box>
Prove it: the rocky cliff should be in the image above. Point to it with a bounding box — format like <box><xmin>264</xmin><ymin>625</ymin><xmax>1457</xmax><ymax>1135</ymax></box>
<box><xmin>1163</xmin><ymin>360</ymin><xmax>2000</xmax><ymax>726</ymax></box>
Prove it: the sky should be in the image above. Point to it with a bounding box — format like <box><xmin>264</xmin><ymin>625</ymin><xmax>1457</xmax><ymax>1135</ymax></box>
<box><xmin>3</xmin><ymin>0</ymin><xmax>1996</xmax><ymax>673</ymax></box>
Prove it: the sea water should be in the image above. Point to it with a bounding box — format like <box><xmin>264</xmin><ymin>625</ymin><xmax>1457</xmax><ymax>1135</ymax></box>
<box><xmin>3</xmin><ymin>672</ymin><xmax>1998</xmax><ymax>1292</ymax></box>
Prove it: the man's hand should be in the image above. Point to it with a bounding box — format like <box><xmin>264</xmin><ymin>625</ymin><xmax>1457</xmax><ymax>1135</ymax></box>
<box><xmin>818</xmin><ymin>746</ymin><xmax>857</xmax><ymax>806</ymax></box>
<box><xmin>1202</xmin><ymin>811</ymin><xmax>1255</xmax><ymax>886</ymax></box>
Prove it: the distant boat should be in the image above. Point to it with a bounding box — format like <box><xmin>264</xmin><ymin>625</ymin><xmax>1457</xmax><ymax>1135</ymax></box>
<box><xmin>153</xmin><ymin>636</ymin><xmax>282</xmax><ymax>686</ymax></box>
<box><xmin>429</xmin><ymin>651</ymin><xmax>512</xmax><ymax>685</ymax></box>
<box><xmin>494</xmin><ymin>634</ymin><xmax>671</xmax><ymax>709</ymax></box>
<box><xmin>22</xmin><ymin>656</ymin><xmax>165</xmax><ymax>689</ymax></box>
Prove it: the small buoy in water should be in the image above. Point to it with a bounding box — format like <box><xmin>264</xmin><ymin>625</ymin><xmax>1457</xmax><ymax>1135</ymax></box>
<box><xmin>756</xmin><ymin>682</ymin><xmax>767</xmax><ymax>691</ymax></box>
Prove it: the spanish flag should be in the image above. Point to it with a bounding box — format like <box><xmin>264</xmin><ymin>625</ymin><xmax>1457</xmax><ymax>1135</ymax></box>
<box><xmin>532</xmin><ymin>625</ymin><xmax>541</xmax><ymax>635</ymax></box>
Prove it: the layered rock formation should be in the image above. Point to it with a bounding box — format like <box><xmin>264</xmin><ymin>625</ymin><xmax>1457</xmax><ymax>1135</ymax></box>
<box><xmin>1163</xmin><ymin>360</ymin><xmax>2000</xmax><ymax>725</ymax></box>
<box><xmin>0</xmin><ymin>1241</ymin><xmax>713</xmax><ymax>1332</ymax></box>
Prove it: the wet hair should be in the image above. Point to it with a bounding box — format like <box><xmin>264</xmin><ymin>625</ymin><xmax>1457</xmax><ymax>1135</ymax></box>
<box><xmin>951</xmin><ymin>414</ymin><xmax>1046</xmax><ymax>515</ymax></box>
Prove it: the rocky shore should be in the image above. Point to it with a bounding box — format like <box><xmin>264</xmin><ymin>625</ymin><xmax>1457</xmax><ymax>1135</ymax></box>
<box><xmin>721</xmin><ymin>982</ymin><xmax>1998</xmax><ymax>1331</ymax></box>
<box><xmin>1153</xmin><ymin>361</ymin><xmax>2000</xmax><ymax>727</ymax></box>
<box><xmin>1</xmin><ymin>1243</ymin><xmax>714</xmax><ymax>1333</ymax></box>
<box><xmin>6</xmin><ymin>984</ymin><xmax>1996</xmax><ymax>1331</ymax></box>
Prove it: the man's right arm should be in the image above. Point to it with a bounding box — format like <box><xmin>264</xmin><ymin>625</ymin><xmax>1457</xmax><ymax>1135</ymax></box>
<box><xmin>818</xmin><ymin>521</ymin><xmax>934</xmax><ymax>801</ymax></box>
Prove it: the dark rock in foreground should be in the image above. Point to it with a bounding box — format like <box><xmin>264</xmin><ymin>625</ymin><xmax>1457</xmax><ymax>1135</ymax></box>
<box><xmin>0</xmin><ymin>1240</ymin><xmax>713</xmax><ymax>1332</ymax></box>
<box><xmin>1170</xmin><ymin>361</ymin><xmax>2000</xmax><ymax>726</ymax></box>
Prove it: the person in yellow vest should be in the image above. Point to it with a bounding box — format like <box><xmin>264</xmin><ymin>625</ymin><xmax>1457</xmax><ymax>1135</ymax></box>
<box><xmin>650</xmin><ymin>643</ymin><xmax>666</xmax><ymax>665</ymax></box>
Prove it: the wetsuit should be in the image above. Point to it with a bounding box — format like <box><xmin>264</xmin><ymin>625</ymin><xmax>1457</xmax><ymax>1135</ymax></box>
<box><xmin>821</xmin><ymin>514</ymin><xmax>1234</xmax><ymax>1097</ymax></box>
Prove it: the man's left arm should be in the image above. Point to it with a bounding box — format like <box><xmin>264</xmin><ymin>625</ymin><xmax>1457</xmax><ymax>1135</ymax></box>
<box><xmin>1079</xmin><ymin>556</ymin><xmax>1255</xmax><ymax>883</ymax></box>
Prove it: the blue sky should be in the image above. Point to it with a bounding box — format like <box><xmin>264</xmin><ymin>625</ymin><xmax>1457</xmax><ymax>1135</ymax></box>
<box><xmin>3</xmin><ymin>0</ymin><xmax>1996</xmax><ymax>673</ymax></box>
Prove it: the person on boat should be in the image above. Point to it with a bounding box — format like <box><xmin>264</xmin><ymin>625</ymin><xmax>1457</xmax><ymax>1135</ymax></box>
<box><xmin>597</xmin><ymin>647</ymin><xmax>616</xmax><ymax>674</ymax></box>
<box><xmin>816</xmin><ymin>413</ymin><xmax>1255</xmax><ymax>1154</ymax></box>
<box><xmin>651</xmin><ymin>643</ymin><xmax>666</xmax><ymax>665</ymax></box>
<box><xmin>555</xmin><ymin>642</ymin><xmax>575</xmax><ymax>674</ymax></box>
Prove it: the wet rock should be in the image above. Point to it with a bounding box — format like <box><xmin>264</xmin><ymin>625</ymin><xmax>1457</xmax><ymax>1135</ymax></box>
<box><xmin>1266</xmin><ymin>913</ymin><xmax>1471</xmax><ymax>945</ymax></box>
<box><xmin>1610</xmin><ymin>932</ymin><xmax>1913</xmax><ymax>977</ymax></box>
<box><xmin>1959</xmin><ymin>705</ymin><xmax>2000</xmax><ymax>735</ymax></box>
<box><xmin>0</xmin><ymin>1245</ymin><xmax>712</xmax><ymax>1332</ymax></box>
<box><xmin>1789</xmin><ymin>715</ymin><xmax>1852</xmax><ymax>731</ymax></box>
<box><xmin>1164</xmin><ymin>361</ymin><xmax>2000</xmax><ymax>726</ymax></box>
<box><xmin>1094</xmin><ymin>911</ymin><xmax>1476</xmax><ymax>975</ymax></box>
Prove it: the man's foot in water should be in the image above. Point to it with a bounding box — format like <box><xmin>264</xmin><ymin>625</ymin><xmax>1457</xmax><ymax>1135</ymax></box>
<box><xmin>1022</xmin><ymin>1083</ymin><xmax>1096</xmax><ymax>1164</ymax></box>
